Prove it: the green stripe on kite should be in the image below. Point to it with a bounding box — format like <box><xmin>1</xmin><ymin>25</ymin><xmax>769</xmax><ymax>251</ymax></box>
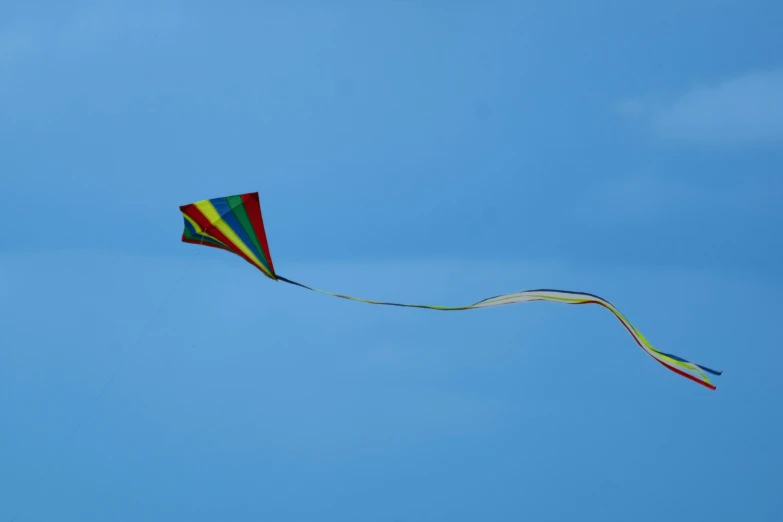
<box><xmin>226</xmin><ymin>194</ymin><xmax>270</xmax><ymax>269</ymax></box>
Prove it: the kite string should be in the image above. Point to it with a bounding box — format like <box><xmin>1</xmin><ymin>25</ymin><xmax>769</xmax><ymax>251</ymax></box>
<box><xmin>8</xmin><ymin>244</ymin><xmax>204</xmax><ymax>522</ymax></box>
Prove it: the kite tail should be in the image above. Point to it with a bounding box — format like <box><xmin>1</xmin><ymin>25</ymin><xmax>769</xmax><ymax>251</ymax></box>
<box><xmin>275</xmin><ymin>275</ymin><xmax>722</xmax><ymax>390</ymax></box>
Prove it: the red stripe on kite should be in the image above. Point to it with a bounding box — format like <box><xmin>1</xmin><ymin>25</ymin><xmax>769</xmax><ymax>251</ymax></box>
<box><xmin>572</xmin><ymin>300</ymin><xmax>715</xmax><ymax>390</ymax></box>
<box><xmin>241</xmin><ymin>192</ymin><xmax>276</xmax><ymax>278</ymax></box>
<box><xmin>180</xmin><ymin>204</ymin><xmax>266</xmax><ymax>275</ymax></box>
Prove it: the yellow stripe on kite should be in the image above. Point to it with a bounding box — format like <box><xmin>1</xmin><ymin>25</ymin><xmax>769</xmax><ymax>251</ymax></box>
<box><xmin>183</xmin><ymin>213</ymin><xmax>228</xmax><ymax>248</ymax></box>
<box><xmin>194</xmin><ymin>200</ymin><xmax>274</xmax><ymax>278</ymax></box>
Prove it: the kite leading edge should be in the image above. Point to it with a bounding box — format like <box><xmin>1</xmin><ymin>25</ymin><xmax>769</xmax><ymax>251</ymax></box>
<box><xmin>179</xmin><ymin>192</ymin><xmax>722</xmax><ymax>390</ymax></box>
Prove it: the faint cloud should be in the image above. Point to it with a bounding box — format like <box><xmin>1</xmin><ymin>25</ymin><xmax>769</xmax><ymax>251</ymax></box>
<box><xmin>0</xmin><ymin>21</ymin><xmax>42</xmax><ymax>67</ymax></box>
<box><xmin>584</xmin><ymin>171</ymin><xmax>778</xmax><ymax>220</ymax></box>
<box><xmin>0</xmin><ymin>20</ymin><xmax>43</xmax><ymax>93</ymax></box>
<box><xmin>585</xmin><ymin>172</ymin><xmax>694</xmax><ymax>220</ymax></box>
<box><xmin>614</xmin><ymin>98</ymin><xmax>648</xmax><ymax>118</ymax></box>
<box><xmin>56</xmin><ymin>1</ymin><xmax>184</xmax><ymax>57</ymax></box>
<box><xmin>618</xmin><ymin>69</ymin><xmax>783</xmax><ymax>144</ymax></box>
<box><xmin>0</xmin><ymin>0</ymin><xmax>183</xmax><ymax>89</ymax></box>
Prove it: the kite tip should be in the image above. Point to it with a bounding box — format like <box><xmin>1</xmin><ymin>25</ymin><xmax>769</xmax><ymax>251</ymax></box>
<box><xmin>695</xmin><ymin>363</ymin><xmax>723</xmax><ymax>377</ymax></box>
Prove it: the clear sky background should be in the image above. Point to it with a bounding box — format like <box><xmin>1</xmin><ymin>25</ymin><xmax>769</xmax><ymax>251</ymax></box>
<box><xmin>2</xmin><ymin>1</ymin><xmax>782</xmax><ymax>521</ymax></box>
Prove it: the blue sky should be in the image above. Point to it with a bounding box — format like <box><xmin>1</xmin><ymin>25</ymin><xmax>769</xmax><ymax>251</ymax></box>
<box><xmin>1</xmin><ymin>1</ymin><xmax>782</xmax><ymax>520</ymax></box>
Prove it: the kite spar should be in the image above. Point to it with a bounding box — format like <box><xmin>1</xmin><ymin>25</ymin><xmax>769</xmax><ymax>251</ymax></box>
<box><xmin>180</xmin><ymin>192</ymin><xmax>722</xmax><ymax>390</ymax></box>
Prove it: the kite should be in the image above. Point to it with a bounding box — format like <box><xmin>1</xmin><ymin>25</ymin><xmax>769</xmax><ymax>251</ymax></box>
<box><xmin>180</xmin><ymin>192</ymin><xmax>722</xmax><ymax>390</ymax></box>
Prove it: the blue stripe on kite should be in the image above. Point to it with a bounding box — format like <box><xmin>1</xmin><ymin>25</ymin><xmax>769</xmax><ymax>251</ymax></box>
<box><xmin>470</xmin><ymin>288</ymin><xmax>615</xmax><ymax>307</ymax></box>
<box><xmin>656</xmin><ymin>350</ymin><xmax>689</xmax><ymax>363</ymax></box>
<box><xmin>526</xmin><ymin>288</ymin><xmax>615</xmax><ymax>307</ymax></box>
<box><xmin>695</xmin><ymin>364</ymin><xmax>723</xmax><ymax>376</ymax></box>
<box><xmin>656</xmin><ymin>350</ymin><xmax>722</xmax><ymax>376</ymax></box>
<box><xmin>210</xmin><ymin>197</ymin><xmax>265</xmax><ymax>263</ymax></box>
<box><xmin>184</xmin><ymin>218</ymin><xmax>198</xmax><ymax>235</ymax></box>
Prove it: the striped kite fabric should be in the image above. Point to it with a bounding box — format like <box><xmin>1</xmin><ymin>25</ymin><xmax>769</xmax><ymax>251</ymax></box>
<box><xmin>180</xmin><ymin>192</ymin><xmax>722</xmax><ymax>390</ymax></box>
<box><xmin>180</xmin><ymin>192</ymin><xmax>276</xmax><ymax>280</ymax></box>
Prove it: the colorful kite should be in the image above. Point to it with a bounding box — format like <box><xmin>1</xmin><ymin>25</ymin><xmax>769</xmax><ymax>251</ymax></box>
<box><xmin>180</xmin><ymin>192</ymin><xmax>722</xmax><ymax>390</ymax></box>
